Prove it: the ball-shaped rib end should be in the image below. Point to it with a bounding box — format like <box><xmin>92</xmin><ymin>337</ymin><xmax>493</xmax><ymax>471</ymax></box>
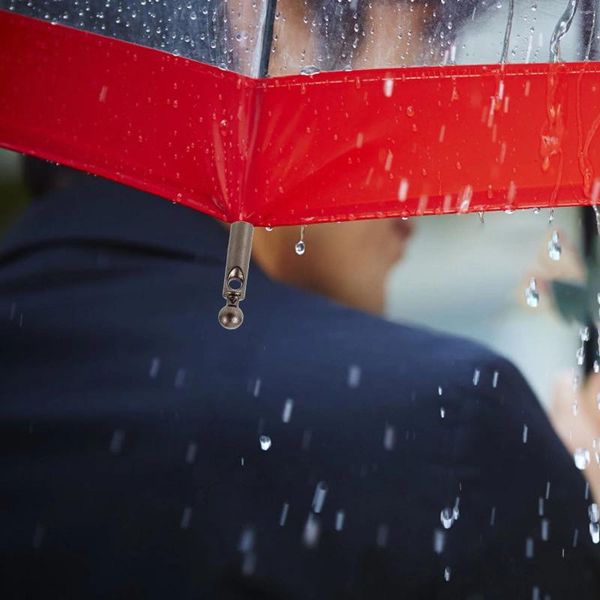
<box><xmin>218</xmin><ymin>305</ymin><xmax>244</xmax><ymax>330</ymax></box>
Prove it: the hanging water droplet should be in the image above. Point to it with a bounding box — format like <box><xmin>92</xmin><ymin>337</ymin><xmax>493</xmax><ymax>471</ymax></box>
<box><xmin>295</xmin><ymin>225</ymin><xmax>306</xmax><ymax>256</ymax></box>
<box><xmin>574</xmin><ymin>448</ymin><xmax>590</xmax><ymax>470</ymax></box>
<box><xmin>300</xmin><ymin>65</ymin><xmax>320</xmax><ymax>76</ymax></box>
<box><xmin>547</xmin><ymin>230</ymin><xmax>562</xmax><ymax>260</ymax></box>
<box><xmin>440</xmin><ymin>507</ymin><xmax>455</xmax><ymax>529</ymax></box>
<box><xmin>525</xmin><ymin>277</ymin><xmax>539</xmax><ymax>308</ymax></box>
<box><xmin>259</xmin><ymin>435</ymin><xmax>272</xmax><ymax>451</ymax></box>
<box><xmin>265</xmin><ymin>226</ymin><xmax>273</xmax><ymax>232</ymax></box>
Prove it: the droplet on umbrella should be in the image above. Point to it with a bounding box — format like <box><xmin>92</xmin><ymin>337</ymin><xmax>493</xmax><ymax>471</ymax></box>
<box><xmin>300</xmin><ymin>65</ymin><xmax>321</xmax><ymax>75</ymax></box>
<box><xmin>525</xmin><ymin>278</ymin><xmax>539</xmax><ymax>308</ymax></box>
<box><xmin>295</xmin><ymin>225</ymin><xmax>306</xmax><ymax>256</ymax></box>
<box><xmin>259</xmin><ymin>435</ymin><xmax>272</xmax><ymax>451</ymax></box>
<box><xmin>574</xmin><ymin>448</ymin><xmax>590</xmax><ymax>470</ymax></box>
<box><xmin>548</xmin><ymin>230</ymin><xmax>562</xmax><ymax>260</ymax></box>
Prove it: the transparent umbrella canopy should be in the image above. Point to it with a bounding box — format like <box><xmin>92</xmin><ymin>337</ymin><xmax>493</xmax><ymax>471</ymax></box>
<box><xmin>1</xmin><ymin>0</ymin><xmax>599</xmax><ymax>327</ymax></box>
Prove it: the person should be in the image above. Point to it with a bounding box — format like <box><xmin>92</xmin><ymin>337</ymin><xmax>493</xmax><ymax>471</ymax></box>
<box><xmin>1</xmin><ymin>1</ymin><xmax>599</xmax><ymax>599</ymax></box>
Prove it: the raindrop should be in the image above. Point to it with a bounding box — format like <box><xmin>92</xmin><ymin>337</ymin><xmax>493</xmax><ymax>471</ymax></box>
<box><xmin>376</xmin><ymin>524</ymin><xmax>389</xmax><ymax>547</ymax></box>
<box><xmin>440</xmin><ymin>507</ymin><xmax>455</xmax><ymax>529</ymax></box>
<box><xmin>525</xmin><ymin>277</ymin><xmax>539</xmax><ymax>308</ymax></box>
<box><xmin>180</xmin><ymin>506</ymin><xmax>193</xmax><ymax>529</ymax></box>
<box><xmin>433</xmin><ymin>529</ymin><xmax>446</xmax><ymax>554</ymax></box>
<box><xmin>335</xmin><ymin>510</ymin><xmax>345</xmax><ymax>531</ymax></box>
<box><xmin>383</xmin><ymin>78</ymin><xmax>394</xmax><ymax>98</ymax></box>
<box><xmin>548</xmin><ymin>231</ymin><xmax>562</xmax><ymax>261</ymax></box>
<box><xmin>541</xmin><ymin>518</ymin><xmax>550</xmax><ymax>541</ymax></box>
<box><xmin>525</xmin><ymin>537</ymin><xmax>535</xmax><ymax>558</ymax></box>
<box><xmin>522</xmin><ymin>424</ymin><xmax>529</xmax><ymax>444</ymax></box>
<box><xmin>312</xmin><ymin>481</ymin><xmax>328</xmax><ymax>514</ymax></box>
<box><xmin>282</xmin><ymin>398</ymin><xmax>294</xmax><ymax>423</ymax></box>
<box><xmin>185</xmin><ymin>442</ymin><xmax>197</xmax><ymax>464</ymax></box>
<box><xmin>589</xmin><ymin>503</ymin><xmax>599</xmax><ymax>523</ymax></box>
<box><xmin>473</xmin><ymin>369</ymin><xmax>481</xmax><ymax>386</ymax></box>
<box><xmin>109</xmin><ymin>429</ymin><xmax>125</xmax><ymax>455</ymax></box>
<box><xmin>549</xmin><ymin>0</ymin><xmax>579</xmax><ymax>63</ymax></box>
<box><xmin>348</xmin><ymin>365</ymin><xmax>361</xmax><ymax>388</ymax></box>
<box><xmin>398</xmin><ymin>178</ymin><xmax>409</xmax><ymax>202</ymax></box>
<box><xmin>438</xmin><ymin>386</ymin><xmax>443</xmax><ymax>396</ymax></box>
<box><xmin>149</xmin><ymin>357</ymin><xmax>161</xmax><ymax>378</ymax></box>
<box><xmin>440</xmin><ymin>407</ymin><xmax>446</xmax><ymax>419</ymax></box>
<box><xmin>300</xmin><ymin>65</ymin><xmax>320</xmax><ymax>76</ymax></box>
<box><xmin>303</xmin><ymin>513</ymin><xmax>320</xmax><ymax>548</ymax></box>
<box><xmin>259</xmin><ymin>435</ymin><xmax>272</xmax><ymax>451</ymax></box>
<box><xmin>492</xmin><ymin>371</ymin><xmax>499</xmax><ymax>388</ymax></box>
<box><xmin>444</xmin><ymin>566</ymin><xmax>451</xmax><ymax>582</ymax></box>
<box><xmin>295</xmin><ymin>226</ymin><xmax>306</xmax><ymax>256</ymax></box>
<box><xmin>174</xmin><ymin>368</ymin><xmax>186</xmax><ymax>388</ymax></box>
<box><xmin>266</xmin><ymin>226</ymin><xmax>273</xmax><ymax>232</ymax></box>
<box><xmin>490</xmin><ymin>506</ymin><xmax>497</xmax><ymax>526</ymax></box>
<box><xmin>590</xmin><ymin>522</ymin><xmax>600</xmax><ymax>544</ymax></box>
<box><xmin>279</xmin><ymin>502</ymin><xmax>289</xmax><ymax>527</ymax></box>
<box><xmin>383</xmin><ymin>424</ymin><xmax>396</xmax><ymax>450</ymax></box>
<box><xmin>574</xmin><ymin>448</ymin><xmax>590</xmax><ymax>470</ymax></box>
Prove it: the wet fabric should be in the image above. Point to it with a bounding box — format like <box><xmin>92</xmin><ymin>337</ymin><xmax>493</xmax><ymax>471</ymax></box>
<box><xmin>0</xmin><ymin>179</ymin><xmax>599</xmax><ymax>598</ymax></box>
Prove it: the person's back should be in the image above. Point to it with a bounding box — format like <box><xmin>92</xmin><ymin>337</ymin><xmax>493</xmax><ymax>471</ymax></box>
<box><xmin>0</xmin><ymin>178</ymin><xmax>599</xmax><ymax>599</ymax></box>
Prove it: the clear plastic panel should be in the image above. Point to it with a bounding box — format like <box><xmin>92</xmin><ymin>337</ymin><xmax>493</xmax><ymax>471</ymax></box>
<box><xmin>2</xmin><ymin>1</ymin><xmax>598</xmax><ymax>77</ymax></box>
<box><xmin>270</xmin><ymin>0</ymin><xmax>598</xmax><ymax>75</ymax></box>
<box><xmin>1</xmin><ymin>0</ymin><xmax>270</xmax><ymax>76</ymax></box>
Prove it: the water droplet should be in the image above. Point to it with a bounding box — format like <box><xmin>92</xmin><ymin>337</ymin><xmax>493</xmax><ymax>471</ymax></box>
<box><xmin>265</xmin><ymin>226</ymin><xmax>273</xmax><ymax>232</ymax></box>
<box><xmin>440</xmin><ymin>507</ymin><xmax>455</xmax><ymax>529</ymax></box>
<box><xmin>574</xmin><ymin>448</ymin><xmax>590</xmax><ymax>470</ymax></box>
<box><xmin>312</xmin><ymin>481</ymin><xmax>328</xmax><ymax>513</ymax></box>
<box><xmin>433</xmin><ymin>529</ymin><xmax>446</xmax><ymax>554</ymax></box>
<box><xmin>522</xmin><ymin>424</ymin><xmax>529</xmax><ymax>444</ymax></box>
<box><xmin>335</xmin><ymin>510</ymin><xmax>345</xmax><ymax>531</ymax></box>
<box><xmin>525</xmin><ymin>277</ymin><xmax>539</xmax><ymax>308</ymax></box>
<box><xmin>473</xmin><ymin>369</ymin><xmax>481</xmax><ymax>386</ymax></box>
<box><xmin>525</xmin><ymin>537</ymin><xmax>535</xmax><ymax>558</ymax></box>
<box><xmin>282</xmin><ymin>398</ymin><xmax>294</xmax><ymax>423</ymax></box>
<box><xmin>548</xmin><ymin>230</ymin><xmax>562</xmax><ymax>260</ymax></box>
<box><xmin>590</xmin><ymin>522</ymin><xmax>600</xmax><ymax>544</ymax></box>
<box><xmin>185</xmin><ymin>442</ymin><xmax>197</xmax><ymax>464</ymax></box>
<box><xmin>149</xmin><ymin>357</ymin><xmax>161</xmax><ymax>378</ymax></box>
<box><xmin>541</xmin><ymin>518</ymin><xmax>550</xmax><ymax>541</ymax></box>
<box><xmin>440</xmin><ymin>407</ymin><xmax>446</xmax><ymax>419</ymax></box>
<box><xmin>383</xmin><ymin>77</ymin><xmax>394</xmax><ymax>97</ymax></box>
<box><xmin>300</xmin><ymin>65</ymin><xmax>320</xmax><ymax>76</ymax></box>
<box><xmin>303</xmin><ymin>513</ymin><xmax>320</xmax><ymax>548</ymax></box>
<box><xmin>279</xmin><ymin>502</ymin><xmax>289</xmax><ymax>526</ymax></box>
<box><xmin>180</xmin><ymin>506</ymin><xmax>193</xmax><ymax>529</ymax></box>
<box><xmin>444</xmin><ymin>566</ymin><xmax>451</xmax><ymax>582</ymax></box>
<box><xmin>295</xmin><ymin>225</ymin><xmax>306</xmax><ymax>255</ymax></box>
<box><xmin>589</xmin><ymin>503</ymin><xmax>599</xmax><ymax>523</ymax></box>
<box><xmin>383</xmin><ymin>424</ymin><xmax>396</xmax><ymax>450</ymax></box>
<box><xmin>259</xmin><ymin>435</ymin><xmax>272</xmax><ymax>451</ymax></box>
<box><xmin>398</xmin><ymin>178</ymin><xmax>409</xmax><ymax>201</ymax></box>
<box><xmin>347</xmin><ymin>365</ymin><xmax>361</xmax><ymax>388</ymax></box>
<box><xmin>109</xmin><ymin>429</ymin><xmax>125</xmax><ymax>455</ymax></box>
<box><xmin>493</xmin><ymin>371</ymin><xmax>499</xmax><ymax>388</ymax></box>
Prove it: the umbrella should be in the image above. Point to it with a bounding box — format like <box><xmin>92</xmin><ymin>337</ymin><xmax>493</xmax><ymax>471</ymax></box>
<box><xmin>1</xmin><ymin>0</ymin><xmax>599</xmax><ymax>328</ymax></box>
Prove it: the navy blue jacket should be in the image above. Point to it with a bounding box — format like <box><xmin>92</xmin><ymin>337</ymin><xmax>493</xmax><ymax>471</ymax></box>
<box><xmin>0</xmin><ymin>180</ymin><xmax>599</xmax><ymax>599</ymax></box>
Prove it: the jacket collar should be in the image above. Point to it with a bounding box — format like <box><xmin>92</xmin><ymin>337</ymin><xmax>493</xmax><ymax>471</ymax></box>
<box><xmin>0</xmin><ymin>178</ymin><xmax>229</xmax><ymax>263</ymax></box>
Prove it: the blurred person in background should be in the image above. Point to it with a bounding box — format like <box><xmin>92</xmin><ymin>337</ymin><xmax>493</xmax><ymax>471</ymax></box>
<box><xmin>0</xmin><ymin>1</ymin><xmax>599</xmax><ymax>599</ymax></box>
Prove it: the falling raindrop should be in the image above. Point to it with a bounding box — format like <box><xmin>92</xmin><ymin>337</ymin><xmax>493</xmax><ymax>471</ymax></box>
<box><xmin>541</xmin><ymin>518</ymin><xmax>550</xmax><ymax>541</ymax></box>
<box><xmin>440</xmin><ymin>407</ymin><xmax>446</xmax><ymax>419</ymax></box>
<box><xmin>522</xmin><ymin>424</ymin><xmax>529</xmax><ymax>444</ymax></box>
<box><xmin>312</xmin><ymin>481</ymin><xmax>328</xmax><ymax>514</ymax></box>
<box><xmin>109</xmin><ymin>429</ymin><xmax>125</xmax><ymax>455</ymax></box>
<box><xmin>440</xmin><ymin>507</ymin><xmax>455</xmax><ymax>529</ymax></box>
<box><xmin>347</xmin><ymin>365</ymin><xmax>361</xmax><ymax>388</ymax></box>
<box><xmin>282</xmin><ymin>398</ymin><xmax>294</xmax><ymax>423</ymax></box>
<box><xmin>492</xmin><ymin>371</ymin><xmax>499</xmax><ymax>388</ymax></box>
<box><xmin>383</xmin><ymin>424</ymin><xmax>396</xmax><ymax>450</ymax></box>
<box><xmin>574</xmin><ymin>448</ymin><xmax>590</xmax><ymax>470</ymax></box>
<box><xmin>303</xmin><ymin>513</ymin><xmax>320</xmax><ymax>548</ymax></box>
<box><xmin>525</xmin><ymin>277</ymin><xmax>539</xmax><ymax>308</ymax></box>
<box><xmin>473</xmin><ymin>369</ymin><xmax>481</xmax><ymax>386</ymax></box>
<box><xmin>548</xmin><ymin>231</ymin><xmax>562</xmax><ymax>260</ymax></box>
<box><xmin>295</xmin><ymin>226</ymin><xmax>306</xmax><ymax>256</ymax></box>
<box><xmin>279</xmin><ymin>502</ymin><xmax>289</xmax><ymax>527</ymax></box>
<box><xmin>335</xmin><ymin>510</ymin><xmax>345</xmax><ymax>531</ymax></box>
<box><xmin>376</xmin><ymin>524</ymin><xmax>389</xmax><ymax>547</ymax></box>
<box><xmin>383</xmin><ymin>78</ymin><xmax>394</xmax><ymax>97</ymax></box>
<box><xmin>259</xmin><ymin>435</ymin><xmax>272</xmax><ymax>451</ymax></box>
<box><xmin>180</xmin><ymin>506</ymin><xmax>193</xmax><ymax>529</ymax></box>
<box><xmin>185</xmin><ymin>442</ymin><xmax>197</xmax><ymax>464</ymax></box>
<box><xmin>590</xmin><ymin>522</ymin><xmax>600</xmax><ymax>544</ymax></box>
<box><xmin>589</xmin><ymin>503</ymin><xmax>599</xmax><ymax>523</ymax></box>
<box><xmin>525</xmin><ymin>537</ymin><xmax>535</xmax><ymax>558</ymax></box>
<box><xmin>444</xmin><ymin>566</ymin><xmax>452</xmax><ymax>582</ymax></box>
<box><xmin>433</xmin><ymin>529</ymin><xmax>446</xmax><ymax>554</ymax></box>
